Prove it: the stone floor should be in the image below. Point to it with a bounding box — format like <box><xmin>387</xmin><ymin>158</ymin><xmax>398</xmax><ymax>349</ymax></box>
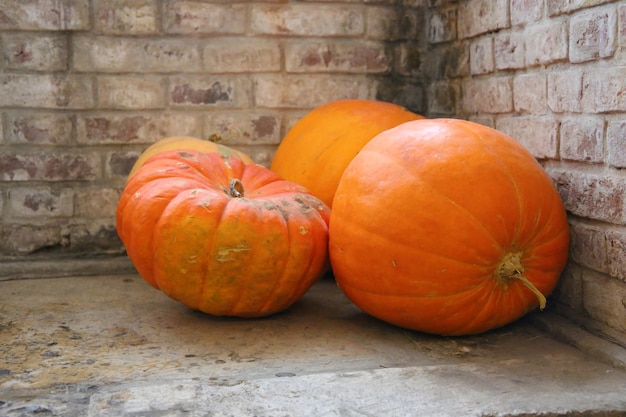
<box><xmin>1</xmin><ymin>273</ymin><xmax>625</xmax><ymax>416</ymax></box>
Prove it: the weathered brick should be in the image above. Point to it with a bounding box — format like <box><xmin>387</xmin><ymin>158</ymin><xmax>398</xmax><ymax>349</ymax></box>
<box><xmin>470</xmin><ymin>37</ymin><xmax>494</xmax><ymax>75</ymax></box>
<box><xmin>254</xmin><ymin>74</ymin><xmax>370</xmax><ymax>109</ymax></box>
<box><xmin>8</xmin><ymin>187</ymin><xmax>73</xmax><ymax>218</ymax></box>
<box><xmin>169</xmin><ymin>76</ymin><xmax>251</xmax><ymax>108</ymax></box>
<box><xmin>424</xmin><ymin>43</ymin><xmax>470</xmax><ymax>80</ymax></box>
<box><xmin>582</xmin><ymin>67</ymin><xmax>626</xmax><ymax>112</ymax></box>
<box><xmin>553</xmin><ymin>264</ymin><xmax>584</xmax><ymax>312</ymax></box>
<box><xmin>495</xmin><ymin>116</ymin><xmax>558</xmax><ymax>159</ymax></box>
<box><xmin>607</xmin><ymin>120</ymin><xmax>626</xmax><ymax>168</ymax></box>
<box><xmin>375</xmin><ymin>79</ymin><xmax>425</xmax><ymax>114</ymax></box>
<box><xmin>582</xmin><ymin>272</ymin><xmax>626</xmax><ymax>332</ymax></box>
<box><xmin>250</xmin><ymin>4</ymin><xmax>364</xmax><ymax>37</ymax></box>
<box><xmin>461</xmin><ymin>76</ymin><xmax>513</xmax><ymax>114</ymax></box>
<box><xmin>76</xmin><ymin>112</ymin><xmax>203</xmax><ymax>144</ymax></box>
<box><xmin>164</xmin><ymin>2</ymin><xmax>246</xmax><ymax>34</ymax></box>
<box><xmin>549</xmin><ymin>0</ymin><xmax>614</xmax><ymax>16</ymax></box>
<box><xmin>204</xmin><ymin>39</ymin><xmax>281</xmax><ymax>73</ymax></box>
<box><xmin>560</xmin><ymin>117</ymin><xmax>604</xmax><ymax>163</ymax></box>
<box><xmin>366</xmin><ymin>6</ymin><xmax>419</xmax><ymax>41</ymax></box>
<box><xmin>570</xmin><ymin>6</ymin><xmax>617</xmax><ymax>63</ymax></box>
<box><xmin>511</xmin><ymin>0</ymin><xmax>544</xmax><ymax>26</ymax></box>
<box><xmin>607</xmin><ymin>229</ymin><xmax>626</xmax><ymax>282</ymax></box>
<box><xmin>97</xmin><ymin>75</ymin><xmax>166</xmax><ymax>110</ymax></box>
<box><xmin>468</xmin><ymin>115</ymin><xmax>496</xmax><ymax>129</ymax></box>
<box><xmin>2</xmin><ymin>33</ymin><xmax>68</xmax><ymax>71</ymax></box>
<box><xmin>0</xmin><ymin>0</ymin><xmax>89</xmax><ymax>31</ymax></box>
<box><xmin>285</xmin><ymin>40</ymin><xmax>391</xmax><ymax>74</ymax></box>
<box><xmin>458</xmin><ymin>0</ymin><xmax>509</xmax><ymax>39</ymax></box>
<box><xmin>494</xmin><ymin>32</ymin><xmax>525</xmax><ymax>70</ymax></box>
<box><xmin>513</xmin><ymin>73</ymin><xmax>547</xmax><ymax>114</ymax></box>
<box><xmin>548</xmin><ymin>70</ymin><xmax>583</xmax><ymax>113</ymax></box>
<box><xmin>106</xmin><ymin>151</ymin><xmax>140</xmax><ymax>180</ymax></box>
<box><xmin>397</xmin><ymin>43</ymin><xmax>423</xmax><ymax>77</ymax></box>
<box><xmin>0</xmin><ymin>152</ymin><xmax>100</xmax><ymax>182</ymax></box>
<box><xmin>427</xmin><ymin>80</ymin><xmax>459</xmax><ymax>116</ymax></box>
<box><xmin>428</xmin><ymin>6</ymin><xmax>457</xmax><ymax>44</ymax></box>
<box><xmin>619</xmin><ymin>4</ymin><xmax>626</xmax><ymax>46</ymax></box>
<box><xmin>75</xmin><ymin>188</ymin><xmax>121</xmax><ymax>218</ymax></box>
<box><xmin>569</xmin><ymin>220</ymin><xmax>608</xmax><ymax>273</ymax></box>
<box><xmin>205</xmin><ymin>112</ymin><xmax>282</xmax><ymax>146</ymax></box>
<box><xmin>525</xmin><ymin>21</ymin><xmax>568</xmax><ymax>66</ymax></box>
<box><xmin>73</xmin><ymin>36</ymin><xmax>202</xmax><ymax>73</ymax></box>
<box><xmin>67</xmin><ymin>222</ymin><xmax>124</xmax><ymax>254</ymax></box>
<box><xmin>0</xmin><ymin>74</ymin><xmax>93</xmax><ymax>109</ymax></box>
<box><xmin>7</xmin><ymin>112</ymin><xmax>72</xmax><ymax>145</ymax></box>
<box><xmin>553</xmin><ymin>170</ymin><xmax>625</xmax><ymax>224</ymax></box>
<box><xmin>0</xmin><ymin>223</ymin><xmax>67</xmax><ymax>255</ymax></box>
<box><xmin>94</xmin><ymin>0</ymin><xmax>157</xmax><ymax>34</ymax></box>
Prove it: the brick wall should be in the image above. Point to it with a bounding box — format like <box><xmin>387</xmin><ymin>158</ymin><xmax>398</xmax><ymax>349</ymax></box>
<box><xmin>0</xmin><ymin>0</ymin><xmax>425</xmax><ymax>271</ymax></box>
<box><xmin>427</xmin><ymin>0</ymin><xmax>626</xmax><ymax>337</ymax></box>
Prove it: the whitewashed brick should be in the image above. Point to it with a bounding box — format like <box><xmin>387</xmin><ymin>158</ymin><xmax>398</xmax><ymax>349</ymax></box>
<box><xmin>525</xmin><ymin>21</ymin><xmax>568</xmax><ymax>66</ymax></box>
<box><xmin>514</xmin><ymin>73</ymin><xmax>547</xmax><ymax>114</ymax></box>
<box><xmin>548</xmin><ymin>70</ymin><xmax>583</xmax><ymax>113</ymax></box>
<box><xmin>470</xmin><ymin>37</ymin><xmax>494</xmax><ymax>75</ymax></box>
<box><xmin>495</xmin><ymin>116</ymin><xmax>558</xmax><ymax>159</ymax></box>
<box><xmin>458</xmin><ymin>0</ymin><xmax>509</xmax><ymax>39</ymax></box>
<box><xmin>607</xmin><ymin>120</ymin><xmax>626</xmax><ymax>168</ymax></box>
<box><xmin>204</xmin><ymin>39</ymin><xmax>281</xmax><ymax>73</ymax></box>
<box><xmin>560</xmin><ymin>117</ymin><xmax>605</xmax><ymax>163</ymax></box>
<box><xmin>570</xmin><ymin>5</ymin><xmax>617</xmax><ymax>63</ymax></box>
<box><xmin>462</xmin><ymin>76</ymin><xmax>513</xmax><ymax>114</ymax></box>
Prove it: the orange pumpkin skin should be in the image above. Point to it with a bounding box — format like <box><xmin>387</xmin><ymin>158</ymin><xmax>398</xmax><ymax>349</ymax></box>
<box><xmin>329</xmin><ymin>119</ymin><xmax>570</xmax><ymax>336</ymax></box>
<box><xmin>270</xmin><ymin>99</ymin><xmax>424</xmax><ymax>207</ymax></box>
<box><xmin>128</xmin><ymin>136</ymin><xmax>254</xmax><ymax>180</ymax></box>
<box><xmin>117</xmin><ymin>149</ymin><xmax>330</xmax><ymax>317</ymax></box>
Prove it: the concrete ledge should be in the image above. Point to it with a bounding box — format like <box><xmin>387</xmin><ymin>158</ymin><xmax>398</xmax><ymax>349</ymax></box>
<box><xmin>0</xmin><ymin>256</ymin><xmax>135</xmax><ymax>280</ymax></box>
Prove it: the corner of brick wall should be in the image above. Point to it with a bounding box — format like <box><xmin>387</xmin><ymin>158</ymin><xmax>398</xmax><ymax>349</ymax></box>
<box><xmin>0</xmin><ymin>1</ymin><xmax>427</xmax><ymax>264</ymax></box>
<box><xmin>425</xmin><ymin>0</ymin><xmax>626</xmax><ymax>337</ymax></box>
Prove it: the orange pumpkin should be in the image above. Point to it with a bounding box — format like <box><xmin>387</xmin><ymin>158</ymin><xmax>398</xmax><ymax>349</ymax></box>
<box><xmin>117</xmin><ymin>149</ymin><xmax>330</xmax><ymax>317</ymax></box>
<box><xmin>329</xmin><ymin>119</ymin><xmax>570</xmax><ymax>336</ymax></box>
<box><xmin>128</xmin><ymin>136</ymin><xmax>254</xmax><ymax>180</ymax></box>
<box><xmin>271</xmin><ymin>99</ymin><xmax>423</xmax><ymax>207</ymax></box>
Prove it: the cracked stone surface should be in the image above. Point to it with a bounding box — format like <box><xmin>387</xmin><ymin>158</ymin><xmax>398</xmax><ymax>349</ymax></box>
<box><xmin>1</xmin><ymin>274</ymin><xmax>625</xmax><ymax>416</ymax></box>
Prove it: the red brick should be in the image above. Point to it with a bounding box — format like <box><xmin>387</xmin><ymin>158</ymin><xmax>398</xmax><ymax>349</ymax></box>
<box><xmin>458</xmin><ymin>0</ymin><xmax>509</xmax><ymax>39</ymax></box>
<box><xmin>607</xmin><ymin>120</ymin><xmax>626</xmax><ymax>168</ymax></box>
<box><xmin>8</xmin><ymin>187</ymin><xmax>74</xmax><ymax>218</ymax></box>
<box><xmin>462</xmin><ymin>76</ymin><xmax>513</xmax><ymax>114</ymax></box>
<box><xmin>2</xmin><ymin>33</ymin><xmax>68</xmax><ymax>71</ymax></box>
<box><xmin>205</xmin><ymin>112</ymin><xmax>282</xmax><ymax>146</ymax></box>
<box><xmin>0</xmin><ymin>0</ymin><xmax>89</xmax><ymax>31</ymax></box>
<box><xmin>560</xmin><ymin>117</ymin><xmax>605</xmax><ymax>163</ymax></box>
<box><xmin>428</xmin><ymin>6</ymin><xmax>457</xmax><ymax>44</ymax></box>
<box><xmin>76</xmin><ymin>112</ymin><xmax>203</xmax><ymax>144</ymax></box>
<box><xmin>94</xmin><ymin>0</ymin><xmax>158</xmax><ymax>34</ymax></box>
<box><xmin>552</xmin><ymin>170</ymin><xmax>625</xmax><ymax>224</ymax></box>
<box><xmin>511</xmin><ymin>0</ymin><xmax>544</xmax><ymax>26</ymax></box>
<box><xmin>164</xmin><ymin>2</ymin><xmax>246</xmax><ymax>34</ymax></box>
<box><xmin>569</xmin><ymin>220</ymin><xmax>608</xmax><ymax>273</ymax></box>
<box><xmin>250</xmin><ymin>4</ymin><xmax>364</xmax><ymax>37</ymax></box>
<box><xmin>0</xmin><ymin>152</ymin><xmax>100</xmax><ymax>182</ymax></box>
<box><xmin>285</xmin><ymin>40</ymin><xmax>391</xmax><ymax>74</ymax></box>
<box><xmin>254</xmin><ymin>74</ymin><xmax>370</xmax><ymax>108</ymax></box>
<box><xmin>495</xmin><ymin>116</ymin><xmax>558</xmax><ymax>159</ymax></box>
<box><xmin>7</xmin><ymin>112</ymin><xmax>72</xmax><ymax>145</ymax></box>
<box><xmin>570</xmin><ymin>5</ymin><xmax>617</xmax><ymax>63</ymax></box>
<box><xmin>169</xmin><ymin>76</ymin><xmax>250</xmax><ymax>108</ymax></box>
<box><xmin>525</xmin><ymin>21</ymin><xmax>568</xmax><ymax>66</ymax></box>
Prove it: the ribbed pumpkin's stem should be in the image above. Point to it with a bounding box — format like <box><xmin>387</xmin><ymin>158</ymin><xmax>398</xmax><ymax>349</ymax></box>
<box><xmin>496</xmin><ymin>252</ymin><xmax>547</xmax><ymax>310</ymax></box>
<box><xmin>228</xmin><ymin>179</ymin><xmax>244</xmax><ymax>198</ymax></box>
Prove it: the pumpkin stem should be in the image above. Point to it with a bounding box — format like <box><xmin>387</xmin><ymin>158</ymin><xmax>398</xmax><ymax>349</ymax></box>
<box><xmin>228</xmin><ymin>178</ymin><xmax>244</xmax><ymax>198</ymax></box>
<box><xmin>495</xmin><ymin>252</ymin><xmax>547</xmax><ymax>310</ymax></box>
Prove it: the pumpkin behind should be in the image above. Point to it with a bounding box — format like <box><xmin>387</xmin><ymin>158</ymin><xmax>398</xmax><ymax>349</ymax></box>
<box><xmin>329</xmin><ymin>119</ymin><xmax>570</xmax><ymax>336</ymax></box>
<box><xmin>270</xmin><ymin>99</ymin><xmax>423</xmax><ymax>207</ymax></box>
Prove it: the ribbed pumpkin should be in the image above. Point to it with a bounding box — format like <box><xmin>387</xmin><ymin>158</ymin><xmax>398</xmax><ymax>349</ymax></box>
<box><xmin>271</xmin><ymin>99</ymin><xmax>423</xmax><ymax>207</ymax></box>
<box><xmin>117</xmin><ymin>149</ymin><xmax>330</xmax><ymax>317</ymax></box>
<box><xmin>329</xmin><ymin>119</ymin><xmax>570</xmax><ymax>336</ymax></box>
<box><xmin>128</xmin><ymin>136</ymin><xmax>254</xmax><ymax>180</ymax></box>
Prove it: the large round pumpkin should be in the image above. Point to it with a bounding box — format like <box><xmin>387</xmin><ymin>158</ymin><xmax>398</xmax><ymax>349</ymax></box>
<box><xmin>128</xmin><ymin>136</ymin><xmax>254</xmax><ymax>180</ymax></box>
<box><xmin>270</xmin><ymin>99</ymin><xmax>424</xmax><ymax>207</ymax></box>
<box><xmin>329</xmin><ymin>119</ymin><xmax>570</xmax><ymax>336</ymax></box>
<box><xmin>117</xmin><ymin>149</ymin><xmax>330</xmax><ymax>317</ymax></box>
